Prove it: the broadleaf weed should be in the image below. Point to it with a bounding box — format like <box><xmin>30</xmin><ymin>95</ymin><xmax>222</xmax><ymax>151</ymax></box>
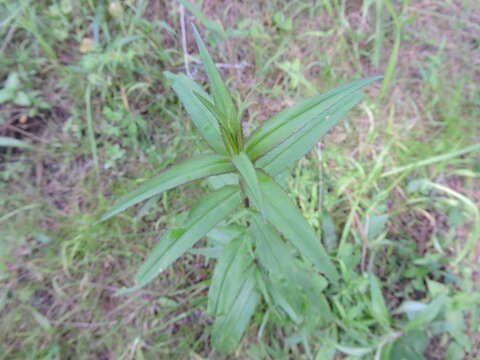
<box><xmin>101</xmin><ymin>25</ymin><xmax>381</xmax><ymax>352</ymax></box>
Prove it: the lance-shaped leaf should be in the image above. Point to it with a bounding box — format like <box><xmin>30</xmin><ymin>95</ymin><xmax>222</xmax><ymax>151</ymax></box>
<box><xmin>211</xmin><ymin>269</ymin><xmax>258</xmax><ymax>353</ymax></box>
<box><xmin>231</xmin><ymin>152</ymin><xmax>265</xmax><ymax>217</ymax></box>
<box><xmin>250</xmin><ymin>215</ymin><xmax>304</xmax><ymax>322</ymax></box>
<box><xmin>208</xmin><ymin>235</ymin><xmax>253</xmax><ymax>315</ymax></box>
<box><xmin>369</xmin><ymin>272</ymin><xmax>391</xmax><ymax>329</ymax></box>
<box><xmin>100</xmin><ymin>154</ymin><xmax>235</xmax><ymax>222</ymax></box>
<box><xmin>246</xmin><ymin>75</ymin><xmax>382</xmax><ymax>161</ymax></box>
<box><xmin>164</xmin><ymin>72</ymin><xmax>226</xmax><ymax>154</ymax></box>
<box><xmin>251</xmin><ymin>215</ymin><xmax>331</xmax><ymax>323</ymax></box>
<box><xmin>257</xmin><ymin>91</ymin><xmax>363</xmax><ymax>176</ymax></box>
<box><xmin>256</xmin><ymin>170</ymin><xmax>339</xmax><ymax>284</ymax></box>
<box><xmin>208</xmin><ymin>236</ymin><xmax>258</xmax><ymax>351</ymax></box>
<box><xmin>192</xmin><ymin>24</ymin><xmax>238</xmax><ymax>133</ymax></box>
<box><xmin>193</xmin><ymin>90</ymin><xmax>240</xmax><ymax>155</ymax></box>
<box><xmin>193</xmin><ymin>90</ymin><xmax>226</xmax><ymax>129</ymax></box>
<box><xmin>132</xmin><ymin>186</ymin><xmax>242</xmax><ymax>290</ymax></box>
<box><xmin>403</xmin><ymin>295</ymin><xmax>448</xmax><ymax>332</ymax></box>
<box><xmin>251</xmin><ymin>214</ymin><xmax>296</xmax><ymax>283</ymax></box>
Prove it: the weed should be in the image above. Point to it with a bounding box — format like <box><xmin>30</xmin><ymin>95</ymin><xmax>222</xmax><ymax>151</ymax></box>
<box><xmin>101</xmin><ymin>24</ymin><xmax>381</xmax><ymax>353</ymax></box>
<box><xmin>1</xmin><ymin>0</ymin><xmax>479</xmax><ymax>358</ymax></box>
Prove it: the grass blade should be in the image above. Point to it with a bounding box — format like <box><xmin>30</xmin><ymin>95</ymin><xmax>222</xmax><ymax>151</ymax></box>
<box><xmin>164</xmin><ymin>71</ymin><xmax>226</xmax><ymax>154</ymax></box>
<box><xmin>100</xmin><ymin>154</ymin><xmax>235</xmax><ymax>222</ymax></box>
<box><xmin>85</xmin><ymin>85</ymin><xmax>99</xmax><ymax>179</ymax></box>
<box><xmin>176</xmin><ymin>0</ymin><xmax>225</xmax><ymax>36</ymax></box>
<box><xmin>0</xmin><ymin>204</ymin><xmax>38</xmax><ymax>224</ymax></box>
<box><xmin>131</xmin><ymin>186</ymin><xmax>242</xmax><ymax>290</ymax></box>
<box><xmin>378</xmin><ymin>0</ymin><xmax>402</xmax><ymax>103</ymax></box>
<box><xmin>257</xmin><ymin>91</ymin><xmax>364</xmax><ymax>176</ymax></box>
<box><xmin>246</xmin><ymin>76</ymin><xmax>381</xmax><ymax>161</ymax></box>
<box><xmin>256</xmin><ymin>170</ymin><xmax>339</xmax><ymax>284</ymax></box>
<box><xmin>380</xmin><ymin>143</ymin><xmax>480</xmax><ymax>178</ymax></box>
<box><xmin>0</xmin><ymin>136</ymin><xmax>33</xmax><ymax>149</ymax></box>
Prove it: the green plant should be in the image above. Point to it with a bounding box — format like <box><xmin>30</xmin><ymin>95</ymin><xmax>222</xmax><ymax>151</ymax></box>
<box><xmin>100</xmin><ymin>25</ymin><xmax>381</xmax><ymax>353</ymax></box>
<box><xmin>0</xmin><ymin>72</ymin><xmax>50</xmax><ymax>116</ymax></box>
<box><xmin>0</xmin><ymin>136</ymin><xmax>33</xmax><ymax>149</ymax></box>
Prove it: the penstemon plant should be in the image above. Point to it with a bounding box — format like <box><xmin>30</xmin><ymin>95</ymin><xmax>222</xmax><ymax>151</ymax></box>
<box><xmin>100</xmin><ymin>25</ymin><xmax>381</xmax><ymax>352</ymax></box>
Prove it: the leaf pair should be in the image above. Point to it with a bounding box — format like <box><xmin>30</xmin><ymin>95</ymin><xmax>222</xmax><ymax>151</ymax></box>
<box><xmin>246</xmin><ymin>76</ymin><xmax>382</xmax><ymax>162</ymax></box>
<box><xmin>117</xmin><ymin>186</ymin><xmax>242</xmax><ymax>295</ymax></box>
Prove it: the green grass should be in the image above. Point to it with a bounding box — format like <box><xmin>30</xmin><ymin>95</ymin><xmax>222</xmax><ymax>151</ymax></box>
<box><xmin>1</xmin><ymin>0</ymin><xmax>479</xmax><ymax>359</ymax></box>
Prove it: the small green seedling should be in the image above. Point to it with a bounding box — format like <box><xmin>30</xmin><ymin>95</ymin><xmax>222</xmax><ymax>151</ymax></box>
<box><xmin>0</xmin><ymin>72</ymin><xmax>50</xmax><ymax>116</ymax></box>
<box><xmin>100</xmin><ymin>25</ymin><xmax>381</xmax><ymax>353</ymax></box>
